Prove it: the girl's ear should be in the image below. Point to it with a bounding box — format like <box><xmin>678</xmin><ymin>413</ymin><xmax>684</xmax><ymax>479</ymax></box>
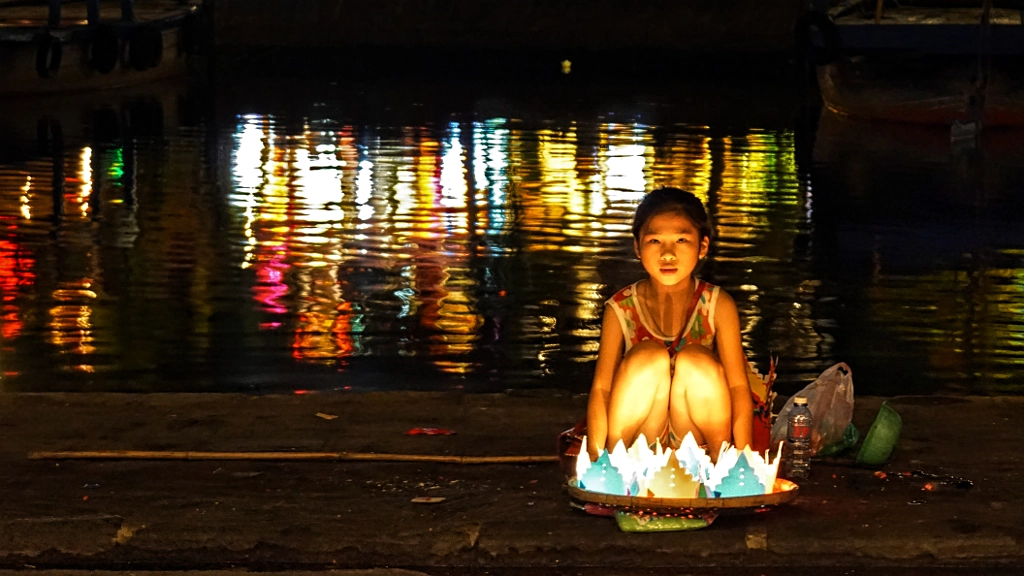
<box><xmin>633</xmin><ymin>238</ymin><xmax>641</xmax><ymax>259</ymax></box>
<box><xmin>699</xmin><ymin>237</ymin><xmax>709</xmax><ymax>259</ymax></box>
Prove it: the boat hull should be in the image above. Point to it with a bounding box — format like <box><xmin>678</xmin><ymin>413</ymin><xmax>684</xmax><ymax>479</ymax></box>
<box><xmin>818</xmin><ymin>55</ymin><xmax>1024</xmax><ymax>126</ymax></box>
<box><xmin>814</xmin><ymin>5</ymin><xmax>1024</xmax><ymax>125</ymax></box>
<box><xmin>0</xmin><ymin>2</ymin><xmax>199</xmax><ymax>95</ymax></box>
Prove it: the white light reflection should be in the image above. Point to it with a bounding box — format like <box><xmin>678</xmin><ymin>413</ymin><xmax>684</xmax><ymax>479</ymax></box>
<box><xmin>293</xmin><ymin>146</ymin><xmax>344</xmax><ymax>224</ymax></box>
<box><xmin>231</xmin><ymin>117</ymin><xmax>267</xmax><ymax>269</ymax></box>
<box><xmin>805</xmin><ymin>175</ymin><xmax>814</xmax><ymax>220</ymax></box>
<box><xmin>355</xmin><ymin>159</ymin><xmax>374</xmax><ymax>220</ymax></box>
<box><xmin>395</xmin><ymin>285</ymin><xmax>415</xmax><ymax>318</ymax></box>
<box><xmin>475</xmin><ymin>119</ymin><xmax>511</xmax><ymax>236</ymax></box>
<box><xmin>487</xmin><ymin>120</ymin><xmax>509</xmax><ymax>197</ymax></box>
<box><xmin>440</xmin><ymin>123</ymin><xmax>467</xmax><ymax>209</ymax></box>
<box><xmin>233</xmin><ymin>120</ymin><xmax>266</xmax><ymax>193</ymax></box>
<box><xmin>472</xmin><ymin>122</ymin><xmax>490</xmax><ymax>192</ymax></box>
<box><xmin>603</xmin><ymin>143</ymin><xmax>648</xmax><ymax>196</ymax></box>
<box><xmin>355</xmin><ymin>159</ymin><xmax>373</xmax><ymax>203</ymax></box>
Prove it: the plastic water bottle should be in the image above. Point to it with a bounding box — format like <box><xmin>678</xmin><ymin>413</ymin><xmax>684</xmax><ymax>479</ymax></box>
<box><xmin>785</xmin><ymin>396</ymin><xmax>813</xmax><ymax>480</ymax></box>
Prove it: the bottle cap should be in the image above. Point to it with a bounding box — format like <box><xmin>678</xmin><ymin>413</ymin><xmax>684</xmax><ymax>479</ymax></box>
<box><xmin>793</xmin><ymin>397</ymin><xmax>808</xmax><ymax>406</ymax></box>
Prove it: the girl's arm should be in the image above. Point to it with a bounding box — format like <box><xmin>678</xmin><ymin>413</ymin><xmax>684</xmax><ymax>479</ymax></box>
<box><xmin>585</xmin><ymin>305</ymin><xmax>625</xmax><ymax>460</ymax></box>
<box><xmin>713</xmin><ymin>290</ymin><xmax>755</xmax><ymax>449</ymax></box>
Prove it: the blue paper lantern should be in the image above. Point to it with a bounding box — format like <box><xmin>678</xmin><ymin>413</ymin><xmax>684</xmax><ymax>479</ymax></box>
<box><xmin>712</xmin><ymin>452</ymin><xmax>766</xmax><ymax>498</ymax></box>
<box><xmin>579</xmin><ymin>450</ymin><xmax>628</xmax><ymax>496</ymax></box>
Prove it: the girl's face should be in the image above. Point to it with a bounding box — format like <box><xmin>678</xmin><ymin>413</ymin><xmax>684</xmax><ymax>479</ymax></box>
<box><xmin>634</xmin><ymin>210</ymin><xmax>709</xmax><ymax>288</ymax></box>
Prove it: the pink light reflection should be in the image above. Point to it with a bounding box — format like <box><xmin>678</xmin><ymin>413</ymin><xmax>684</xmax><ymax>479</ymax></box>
<box><xmin>253</xmin><ymin>250</ymin><xmax>290</xmax><ymax>316</ymax></box>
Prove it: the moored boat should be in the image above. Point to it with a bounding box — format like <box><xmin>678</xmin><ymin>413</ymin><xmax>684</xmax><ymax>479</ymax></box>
<box><xmin>802</xmin><ymin>1</ymin><xmax>1024</xmax><ymax>126</ymax></box>
<box><xmin>0</xmin><ymin>0</ymin><xmax>202</xmax><ymax>95</ymax></box>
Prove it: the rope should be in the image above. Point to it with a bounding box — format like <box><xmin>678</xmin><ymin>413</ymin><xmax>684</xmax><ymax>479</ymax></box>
<box><xmin>28</xmin><ymin>450</ymin><xmax>559</xmax><ymax>465</ymax></box>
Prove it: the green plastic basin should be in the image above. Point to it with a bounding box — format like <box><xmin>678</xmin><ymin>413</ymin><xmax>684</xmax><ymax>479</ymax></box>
<box><xmin>856</xmin><ymin>402</ymin><xmax>902</xmax><ymax>466</ymax></box>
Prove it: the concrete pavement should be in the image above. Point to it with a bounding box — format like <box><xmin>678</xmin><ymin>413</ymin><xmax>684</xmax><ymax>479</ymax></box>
<box><xmin>1</xmin><ymin>391</ymin><xmax>1021</xmax><ymax>571</ymax></box>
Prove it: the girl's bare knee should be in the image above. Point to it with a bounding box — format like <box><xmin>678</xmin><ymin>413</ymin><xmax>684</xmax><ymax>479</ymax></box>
<box><xmin>620</xmin><ymin>341</ymin><xmax>671</xmax><ymax>381</ymax></box>
<box><xmin>671</xmin><ymin>345</ymin><xmax>727</xmax><ymax>400</ymax></box>
<box><xmin>608</xmin><ymin>342</ymin><xmax>671</xmax><ymax>433</ymax></box>
<box><xmin>627</xmin><ymin>339</ymin><xmax>670</xmax><ymax>361</ymax></box>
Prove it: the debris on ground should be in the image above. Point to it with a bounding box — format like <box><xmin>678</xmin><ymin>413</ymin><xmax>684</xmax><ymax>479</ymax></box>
<box><xmin>410</xmin><ymin>496</ymin><xmax>446</xmax><ymax>504</ymax></box>
<box><xmin>405</xmin><ymin>427</ymin><xmax>456</xmax><ymax>435</ymax></box>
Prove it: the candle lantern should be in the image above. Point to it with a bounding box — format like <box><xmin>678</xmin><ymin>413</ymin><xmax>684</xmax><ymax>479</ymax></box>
<box><xmin>646</xmin><ymin>451</ymin><xmax>701</xmax><ymax>498</ymax></box>
<box><xmin>577</xmin><ymin>448</ymin><xmax>628</xmax><ymax>496</ymax></box>
<box><xmin>574</xmin><ymin>433</ymin><xmax>784</xmax><ymax>499</ymax></box>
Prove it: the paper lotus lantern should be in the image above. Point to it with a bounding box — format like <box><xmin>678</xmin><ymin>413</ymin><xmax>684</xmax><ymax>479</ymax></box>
<box><xmin>646</xmin><ymin>451</ymin><xmax>701</xmax><ymax>498</ymax></box>
<box><xmin>675</xmin><ymin>431</ymin><xmax>714</xmax><ymax>484</ymax></box>
<box><xmin>626</xmin><ymin>433</ymin><xmax>656</xmax><ymax>472</ymax></box>
<box><xmin>574</xmin><ymin>433</ymin><xmax>784</xmax><ymax>499</ymax></box>
<box><xmin>606</xmin><ymin>439</ymin><xmax>637</xmax><ymax>484</ymax></box>
<box><xmin>576</xmin><ymin>436</ymin><xmax>592</xmax><ymax>481</ymax></box>
<box><xmin>707</xmin><ymin>451</ymin><xmax>765</xmax><ymax>498</ymax></box>
<box><xmin>705</xmin><ymin>445</ymin><xmax>781</xmax><ymax>498</ymax></box>
<box><xmin>578</xmin><ymin>449</ymin><xmax>628</xmax><ymax>496</ymax></box>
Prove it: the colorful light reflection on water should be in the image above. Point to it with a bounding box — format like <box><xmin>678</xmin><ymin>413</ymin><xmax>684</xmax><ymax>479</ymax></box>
<box><xmin>222</xmin><ymin>113</ymin><xmax>806</xmax><ymax>380</ymax></box>
<box><xmin>2</xmin><ymin>83</ymin><xmax>1024</xmax><ymax>395</ymax></box>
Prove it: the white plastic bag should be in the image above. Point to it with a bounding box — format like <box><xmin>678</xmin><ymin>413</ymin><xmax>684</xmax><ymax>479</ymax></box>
<box><xmin>770</xmin><ymin>362</ymin><xmax>854</xmax><ymax>455</ymax></box>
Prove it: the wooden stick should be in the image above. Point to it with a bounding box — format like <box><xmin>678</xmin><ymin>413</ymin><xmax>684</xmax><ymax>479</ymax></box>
<box><xmin>28</xmin><ymin>450</ymin><xmax>559</xmax><ymax>465</ymax></box>
<box><xmin>874</xmin><ymin>0</ymin><xmax>884</xmax><ymax>24</ymax></box>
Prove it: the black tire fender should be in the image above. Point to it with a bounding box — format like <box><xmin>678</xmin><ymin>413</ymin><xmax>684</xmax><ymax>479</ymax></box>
<box><xmin>35</xmin><ymin>32</ymin><xmax>62</xmax><ymax>78</ymax></box>
<box><xmin>89</xmin><ymin>24</ymin><xmax>120</xmax><ymax>74</ymax></box>
<box><xmin>125</xmin><ymin>24</ymin><xmax>163</xmax><ymax>71</ymax></box>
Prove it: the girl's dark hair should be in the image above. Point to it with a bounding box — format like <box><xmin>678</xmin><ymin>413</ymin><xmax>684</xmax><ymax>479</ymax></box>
<box><xmin>631</xmin><ymin>187</ymin><xmax>713</xmax><ymax>241</ymax></box>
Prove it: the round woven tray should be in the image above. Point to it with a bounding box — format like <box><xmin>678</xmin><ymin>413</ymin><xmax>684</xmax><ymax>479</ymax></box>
<box><xmin>567</xmin><ymin>478</ymin><xmax>800</xmax><ymax>511</ymax></box>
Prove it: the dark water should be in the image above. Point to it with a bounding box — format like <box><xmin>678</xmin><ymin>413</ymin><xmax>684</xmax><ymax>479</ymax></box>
<box><xmin>2</xmin><ymin>65</ymin><xmax>1024</xmax><ymax>396</ymax></box>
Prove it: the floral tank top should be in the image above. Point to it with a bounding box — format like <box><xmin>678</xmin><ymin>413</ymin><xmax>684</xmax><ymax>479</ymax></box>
<box><xmin>607</xmin><ymin>279</ymin><xmax>719</xmax><ymax>353</ymax></box>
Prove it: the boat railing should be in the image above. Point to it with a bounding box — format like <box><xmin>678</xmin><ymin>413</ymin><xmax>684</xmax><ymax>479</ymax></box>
<box><xmin>0</xmin><ymin>0</ymin><xmax>141</xmax><ymax>26</ymax></box>
<box><xmin>828</xmin><ymin>0</ymin><xmax>866</xmax><ymax>20</ymax></box>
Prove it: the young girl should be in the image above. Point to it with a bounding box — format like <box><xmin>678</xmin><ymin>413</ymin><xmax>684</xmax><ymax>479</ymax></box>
<box><xmin>585</xmin><ymin>187</ymin><xmax>753</xmax><ymax>462</ymax></box>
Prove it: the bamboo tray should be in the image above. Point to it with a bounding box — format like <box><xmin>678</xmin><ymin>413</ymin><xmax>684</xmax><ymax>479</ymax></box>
<box><xmin>567</xmin><ymin>477</ymin><xmax>800</xmax><ymax>512</ymax></box>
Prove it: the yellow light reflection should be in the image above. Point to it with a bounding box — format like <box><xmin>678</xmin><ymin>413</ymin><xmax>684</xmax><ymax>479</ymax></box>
<box><xmin>414</xmin><ymin>135</ymin><xmax>441</xmax><ymax>233</ymax></box>
<box><xmin>650</xmin><ymin>132</ymin><xmax>713</xmax><ymax>199</ymax></box>
<box><xmin>78</xmin><ymin>146</ymin><xmax>92</xmax><ymax>218</ymax></box>
<box><xmin>48</xmin><ymin>278</ymin><xmax>97</xmax><ymax>371</ymax></box>
<box><xmin>538</xmin><ymin>127</ymin><xmax>579</xmax><ymax>201</ymax></box>
<box><xmin>20</xmin><ymin>176</ymin><xmax>31</xmax><ymax>220</ymax></box>
<box><xmin>864</xmin><ymin>260</ymin><xmax>1024</xmax><ymax>391</ymax></box>
<box><xmin>717</xmin><ymin>131</ymin><xmax>800</xmax><ymax>242</ymax></box>
<box><xmin>292</xmin><ymin>266</ymin><xmax>362</xmax><ymax>361</ymax></box>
